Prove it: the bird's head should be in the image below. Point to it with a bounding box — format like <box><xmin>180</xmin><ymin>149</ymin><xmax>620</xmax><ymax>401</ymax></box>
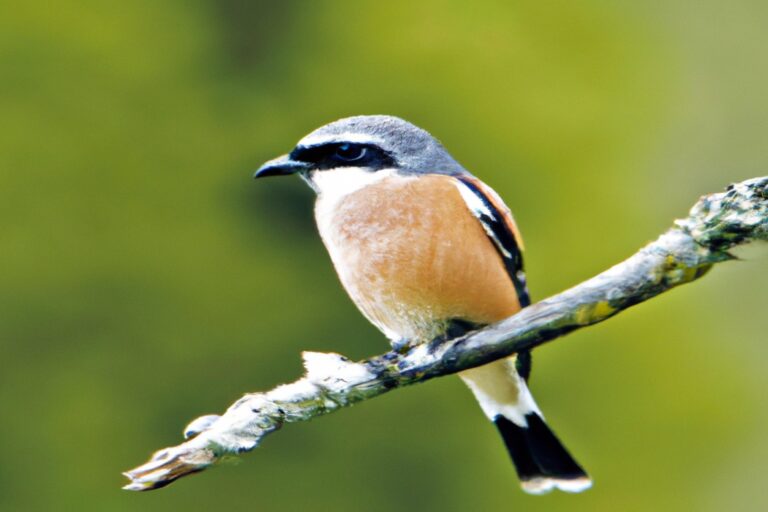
<box><xmin>254</xmin><ymin>115</ymin><xmax>466</xmax><ymax>195</ymax></box>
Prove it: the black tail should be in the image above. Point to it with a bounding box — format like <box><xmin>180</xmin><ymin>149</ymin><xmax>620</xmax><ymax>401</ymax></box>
<box><xmin>494</xmin><ymin>413</ymin><xmax>591</xmax><ymax>494</ymax></box>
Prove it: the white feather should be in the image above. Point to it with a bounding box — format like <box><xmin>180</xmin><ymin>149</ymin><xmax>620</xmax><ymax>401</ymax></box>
<box><xmin>451</xmin><ymin>179</ymin><xmax>513</xmax><ymax>259</ymax></box>
<box><xmin>311</xmin><ymin>167</ymin><xmax>399</xmax><ymax>200</ymax></box>
<box><xmin>460</xmin><ymin>359</ymin><xmax>542</xmax><ymax>426</ymax></box>
<box><xmin>522</xmin><ymin>476</ymin><xmax>593</xmax><ymax>495</ymax></box>
<box><xmin>298</xmin><ymin>132</ymin><xmax>385</xmax><ymax>148</ymax></box>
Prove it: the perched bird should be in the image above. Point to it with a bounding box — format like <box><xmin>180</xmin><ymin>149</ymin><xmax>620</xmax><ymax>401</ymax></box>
<box><xmin>254</xmin><ymin>115</ymin><xmax>590</xmax><ymax>494</ymax></box>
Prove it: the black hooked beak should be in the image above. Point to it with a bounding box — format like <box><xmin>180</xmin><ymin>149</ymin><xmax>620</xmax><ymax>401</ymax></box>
<box><xmin>253</xmin><ymin>154</ymin><xmax>310</xmax><ymax>179</ymax></box>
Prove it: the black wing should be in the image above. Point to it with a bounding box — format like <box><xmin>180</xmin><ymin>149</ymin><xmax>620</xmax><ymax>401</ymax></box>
<box><xmin>453</xmin><ymin>175</ymin><xmax>530</xmax><ymax>308</ymax></box>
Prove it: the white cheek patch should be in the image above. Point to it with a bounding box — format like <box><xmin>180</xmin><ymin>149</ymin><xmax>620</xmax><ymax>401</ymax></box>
<box><xmin>311</xmin><ymin>167</ymin><xmax>400</xmax><ymax>201</ymax></box>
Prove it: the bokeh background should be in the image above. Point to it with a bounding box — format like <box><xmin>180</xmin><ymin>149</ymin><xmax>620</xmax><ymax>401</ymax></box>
<box><xmin>2</xmin><ymin>1</ymin><xmax>767</xmax><ymax>510</ymax></box>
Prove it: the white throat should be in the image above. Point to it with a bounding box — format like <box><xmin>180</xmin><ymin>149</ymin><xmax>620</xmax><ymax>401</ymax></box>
<box><xmin>310</xmin><ymin>167</ymin><xmax>400</xmax><ymax>202</ymax></box>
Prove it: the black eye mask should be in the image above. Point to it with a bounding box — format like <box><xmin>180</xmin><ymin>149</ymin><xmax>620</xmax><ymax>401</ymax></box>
<box><xmin>290</xmin><ymin>143</ymin><xmax>397</xmax><ymax>171</ymax></box>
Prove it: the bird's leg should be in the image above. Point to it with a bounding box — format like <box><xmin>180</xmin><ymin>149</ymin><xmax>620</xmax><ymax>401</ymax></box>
<box><xmin>390</xmin><ymin>338</ymin><xmax>413</xmax><ymax>353</ymax></box>
<box><xmin>426</xmin><ymin>318</ymin><xmax>483</xmax><ymax>353</ymax></box>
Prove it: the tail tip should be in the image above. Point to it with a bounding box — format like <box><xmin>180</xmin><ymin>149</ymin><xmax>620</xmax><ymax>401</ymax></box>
<box><xmin>521</xmin><ymin>476</ymin><xmax>592</xmax><ymax>495</ymax></box>
<box><xmin>494</xmin><ymin>413</ymin><xmax>591</xmax><ymax>494</ymax></box>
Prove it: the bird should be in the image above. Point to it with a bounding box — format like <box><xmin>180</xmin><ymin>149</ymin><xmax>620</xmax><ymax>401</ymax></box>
<box><xmin>254</xmin><ymin>115</ymin><xmax>591</xmax><ymax>494</ymax></box>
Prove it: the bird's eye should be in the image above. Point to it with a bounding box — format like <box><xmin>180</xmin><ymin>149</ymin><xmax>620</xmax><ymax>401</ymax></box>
<box><xmin>334</xmin><ymin>144</ymin><xmax>367</xmax><ymax>162</ymax></box>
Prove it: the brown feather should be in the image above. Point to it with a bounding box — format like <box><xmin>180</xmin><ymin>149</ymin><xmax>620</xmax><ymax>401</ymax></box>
<box><xmin>316</xmin><ymin>173</ymin><xmax>521</xmax><ymax>343</ymax></box>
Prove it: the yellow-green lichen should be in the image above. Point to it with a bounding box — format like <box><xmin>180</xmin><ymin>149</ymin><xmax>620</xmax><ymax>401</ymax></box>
<box><xmin>575</xmin><ymin>301</ymin><xmax>617</xmax><ymax>325</ymax></box>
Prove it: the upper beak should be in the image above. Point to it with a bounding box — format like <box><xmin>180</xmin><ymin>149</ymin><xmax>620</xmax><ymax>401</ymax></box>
<box><xmin>253</xmin><ymin>154</ymin><xmax>310</xmax><ymax>179</ymax></box>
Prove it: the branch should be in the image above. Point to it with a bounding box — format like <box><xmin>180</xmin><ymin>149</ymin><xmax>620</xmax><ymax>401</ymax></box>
<box><xmin>123</xmin><ymin>177</ymin><xmax>767</xmax><ymax>491</ymax></box>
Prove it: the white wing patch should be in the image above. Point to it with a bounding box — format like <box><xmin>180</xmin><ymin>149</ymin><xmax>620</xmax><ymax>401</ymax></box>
<box><xmin>452</xmin><ymin>179</ymin><xmax>513</xmax><ymax>259</ymax></box>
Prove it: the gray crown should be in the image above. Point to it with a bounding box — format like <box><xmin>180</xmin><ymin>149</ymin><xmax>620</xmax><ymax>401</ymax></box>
<box><xmin>297</xmin><ymin>115</ymin><xmax>468</xmax><ymax>176</ymax></box>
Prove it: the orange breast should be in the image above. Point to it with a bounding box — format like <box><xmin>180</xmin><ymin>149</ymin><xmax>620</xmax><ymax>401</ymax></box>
<box><xmin>316</xmin><ymin>174</ymin><xmax>521</xmax><ymax>343</ymax></box>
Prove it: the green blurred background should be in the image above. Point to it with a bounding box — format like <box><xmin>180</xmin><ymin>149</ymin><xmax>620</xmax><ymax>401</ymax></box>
<box><xmin>1</xmin><ymin>1</ymin><xmax>767</xmax><ymax>510</ymax></box>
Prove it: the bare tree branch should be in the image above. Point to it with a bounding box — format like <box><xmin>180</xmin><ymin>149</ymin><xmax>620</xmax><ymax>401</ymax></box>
<box><xmin>123</xmin><ymin>177</ymin><xmax>767</xmax><ymax>491</ymax></box>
